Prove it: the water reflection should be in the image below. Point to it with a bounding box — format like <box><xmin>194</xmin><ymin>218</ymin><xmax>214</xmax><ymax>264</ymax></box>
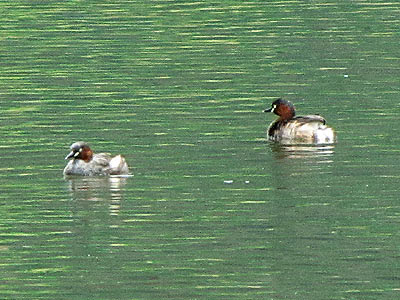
<box><xmin>267</xmin><ymin>142</ymin><xmax>336</xmax><ymax>193</ymax></box>
<box><xmin>269</xmin><ymin>142</ymin><xmax>335</xmax><ymax>161</ymax></box>
<box><xmin>64</xmin><ymin>176</ymin><xmax>130</xmax><ymax>215</ymax></box>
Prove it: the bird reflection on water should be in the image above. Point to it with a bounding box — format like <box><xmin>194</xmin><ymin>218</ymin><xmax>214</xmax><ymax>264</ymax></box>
<box><xmin>267</xmin><ymin>142</ymin><xmax>336</xmax><ymax>192</ymax></box>
<box><xmin>269</xmin><ymin>142</ymin><xmax>335</xmax><ymax>161</ymax></box>
<box><xmin>64</xmin><ymin>176</ymin><xmax>130</xmax><ymax>216</ymax></box>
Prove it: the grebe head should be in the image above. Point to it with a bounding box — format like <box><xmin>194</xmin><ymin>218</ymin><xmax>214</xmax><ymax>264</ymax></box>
<box><xmin>65</xmin><ymin>141</ymin><xmax>93</xmax><ymax>162</ymax></box>
<box><xmin>264</xmin><ymin>98</ymin><xmax>296</xmax><ymax>120</ymax></box>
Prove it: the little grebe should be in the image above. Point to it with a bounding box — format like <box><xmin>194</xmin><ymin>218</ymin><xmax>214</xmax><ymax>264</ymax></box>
<box><xmin>63</xmin><ymin>141</ymin><xmax>129</xmax><ymax>176</ymax></box>
<box><xmin>264</xmin><ymin>98</ymin><xmax>335</xmax><ymax>144</ymax></box>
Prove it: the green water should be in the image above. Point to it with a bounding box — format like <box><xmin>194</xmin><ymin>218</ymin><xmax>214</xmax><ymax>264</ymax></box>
<box><xmin>1</xmin><ymin>1</ymin><xmax>400</xmax><ymax>299</ymax></box>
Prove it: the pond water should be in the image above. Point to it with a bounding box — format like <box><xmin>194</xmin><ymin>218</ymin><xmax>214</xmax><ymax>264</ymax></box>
<box><xmin>1</xmin><ymin>1</ymin><xmax>400</xmax><ymax>299</ymax></box>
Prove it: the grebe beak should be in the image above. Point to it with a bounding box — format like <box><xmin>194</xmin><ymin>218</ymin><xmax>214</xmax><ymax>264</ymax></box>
<box><xmin>264</xmin><ymin>107</ymin><xmax>273</xmax><ymax>113</ymax></box>
<box><xmin>65</xmin><ymin>151</ymin><xmax>76</xmax><ymax>160</ymax></box>
<box><xmin>264</xmin><ymin>104</ymin><xmax>276</xmax><ymax>113</ymax></box>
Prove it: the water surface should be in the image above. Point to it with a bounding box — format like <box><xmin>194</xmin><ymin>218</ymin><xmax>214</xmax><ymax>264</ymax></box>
<box><xmin>1</xmin><ymin>1</ymin><xmax>400</xmax><ymax>299</ymax></box>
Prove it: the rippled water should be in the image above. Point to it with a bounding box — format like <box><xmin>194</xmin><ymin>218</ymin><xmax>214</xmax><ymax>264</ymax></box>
<box><xmin>1</xmin><ymin>1</ymin><xmax>400</xmax><ymax>299</ymax></box>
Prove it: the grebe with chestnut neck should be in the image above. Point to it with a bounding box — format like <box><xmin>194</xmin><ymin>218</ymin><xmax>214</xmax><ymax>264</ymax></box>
<box><xmin>264</xmin><ymin>99</ymin><xmax>335</xmax><ymax>144</ymax></box>
<box><xmin>63</xmin><ymin>141</ymin><xmax>129</xmax><ymax>176</ymax></box>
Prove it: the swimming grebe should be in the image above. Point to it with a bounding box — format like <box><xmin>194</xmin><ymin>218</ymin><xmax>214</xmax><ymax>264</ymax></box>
<box><xmin>63</xmin><ymin>141</ymin><xmax>129</xmax><ymax>176</ymax></box>
<box><xmin>264</xmin><ymin>98</ymin><xmax>335</xmax><ymax>144</ymax></box>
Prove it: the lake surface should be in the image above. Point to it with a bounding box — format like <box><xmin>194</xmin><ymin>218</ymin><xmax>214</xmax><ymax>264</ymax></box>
<box><xmin>1</xmin><ymin>1</ymin><xmax>400</xmax><ymax>299</ymax></box>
